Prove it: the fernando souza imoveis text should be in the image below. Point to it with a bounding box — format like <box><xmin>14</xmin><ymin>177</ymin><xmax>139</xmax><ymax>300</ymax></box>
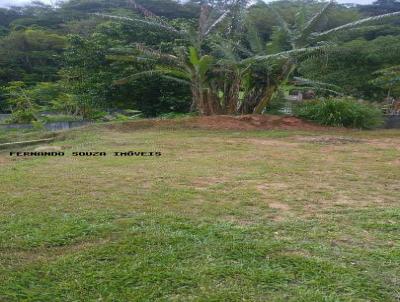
<box><xmin>9</xmin><ymin>151</ymin><xmax>162</xmax><ymax>157</ymax></box>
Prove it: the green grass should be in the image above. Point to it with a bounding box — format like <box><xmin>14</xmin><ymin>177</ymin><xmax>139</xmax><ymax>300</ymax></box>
<box><xmin>0</xmin><ymin>124</ymin><xmax>399</xmax><ymax>301</ymax></box>
<box><xmin>0</xmin><ymin>128</ymin><xmax>56</xmax><ymax>145</ymax></box>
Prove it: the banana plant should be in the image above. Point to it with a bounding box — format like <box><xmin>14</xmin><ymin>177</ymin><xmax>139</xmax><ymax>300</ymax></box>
<box><xmin>95</xmin><ymin>0</ymin><xmax>248</xmax><ymax>115</ymax></box>
<box><xmin>110</xmin><ymin>44</ymin><xmax>220</xmax><ymax>115</ymax></box>
<box><xmin>247</xmin><ymin>1</ymin><xmax>400</xmax><ymax>113</ymax></box>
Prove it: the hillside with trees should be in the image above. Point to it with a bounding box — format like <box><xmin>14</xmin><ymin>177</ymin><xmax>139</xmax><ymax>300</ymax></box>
<box><xmin>1</xmin><ymin>2</ymin><xmax>400</xmax><ymax>300</ymax></box>
<box><xmin>0</xmin><ymin>0</ymin><xmax>399</xmax><ymax>122</ymax></box>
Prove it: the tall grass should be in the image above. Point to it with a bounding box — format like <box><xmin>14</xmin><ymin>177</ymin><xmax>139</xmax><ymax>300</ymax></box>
<box><xmin>294</xmin><ymin>98</ymin><xmax>384</xmax><ymax>129</ymax></box>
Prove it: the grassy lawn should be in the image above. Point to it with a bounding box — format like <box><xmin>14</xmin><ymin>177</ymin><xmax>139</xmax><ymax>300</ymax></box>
<box><xmin>0</xmin><ymin>124</ymin><xmax>399</xmax><ymax>301</ymax></box>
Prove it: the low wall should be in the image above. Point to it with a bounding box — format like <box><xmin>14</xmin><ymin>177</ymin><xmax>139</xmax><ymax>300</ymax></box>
<box><xmin>0</xmin><ymin>121</ymin><xmax>91</xmax><ymax>131</ymax></box>
<box><xmin>0</xmin><ymin>114</ymin><xmax>11</xmax><ymax>122</ymax></box>
<box><xmin>384</xmin><ymin>115</ymin><xmax>400</xmax><ymax>129</ymax></box>
<box><xmin>0</xmin><ymin>138</ymin><xmax>55</xmax><ymax>150</ymax></box>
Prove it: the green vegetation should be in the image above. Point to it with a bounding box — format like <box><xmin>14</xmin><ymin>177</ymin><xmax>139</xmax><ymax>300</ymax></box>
<box><xmin>0</xmin><ymin>0</ymin><xmax>400</xmax><ymax>121</ymax></box>
<box><xmin>1</xmin><ymin>1</ymin><xmax>399</xmax><ymax>300</ymax></box>
<box><xmin>294</xmin><ymin>98</ymin><xmax>384</xmax><ymax>129</ymax></box>
<box><xmin>0</xmin><ymin>128</ymin><xmax>53</xmax><ymax>144</ymax></box>
<box><xmin>1</xmin><ymin>124</ymin><xmax>399</xmax><ymax>301</ymax></box>
<box><xmin>370</xmin><ymin>65</ymin><xmax>400</xmax><ymax>98</ymax></box>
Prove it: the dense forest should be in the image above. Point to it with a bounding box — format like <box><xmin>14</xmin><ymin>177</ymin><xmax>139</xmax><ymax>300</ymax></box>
<box><xmin>0</xmin><ymin>0</ymin><xmax>399</xmax><ymax>122</ymax></box>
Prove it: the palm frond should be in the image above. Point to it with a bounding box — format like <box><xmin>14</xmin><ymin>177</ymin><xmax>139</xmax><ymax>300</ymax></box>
<box><xmin>295</xmin><ymin>5</ymin><xmax>307</xmax><ymax>29</ymax></box>
<box><xmin>198</xmin><ymin>55</ymin><xmax>214</xmax><ymax>77</ymax></box>
<box><xmin>293</xmin><ymin>77</ymin><xmax>343</xmax><ymax>95</ymax></box>
<box><xmin>127</xmin><ymin>0</ymin><xmax>187</xmax><ymax>35</ymax></box>
<box><xmin>93</xmin><ymin>13</ymin><xmax>183</xmax><ymax>36</ymax></box>
<box><xmin>242</xmin><ymin>45</ymin><xmax>330</xmax><ymax>64</ymax></box>
<box><xmin>245</xmin><ymin>21</ymin><xmax>264</xmax><ymax>54</ymax></box>
<box><xmin>109</xmin><ymin>44</ymin><xmax>180</xmax><ymax>66</ymax></box>
<box><xmin>114</xmin><ymin>70</ymin><xmax>163</xmax><ymax>85</ymax></box>
<box><xmin>133</xmin><ymin>43</ymin><xmax>180</xmax><ymax>64</ymax></box>
<box><xmin>293</xmin><ymin>85</ymin><xmax>343</xmax><ymax>95</ymax></box>
<box><xmin>373</xmin><ymin>65</ymin><xmax>400</xmax><ymax>74</ymax></box>
<box><xmin>313</xmin><ymin>11</ymin><xmax>400</xmax><ymax>38</ymax></box>
<box><xmin>161</xmin><ymin>75</ymin><xmax>191</xmax><ymax>85</ymax></box>
<box><xmin>211</xmin><ymin>40</ymin><xmax>237</xmax><ymax>62</ymax></box>
<box><xmin>204</xmin><ymin>10</ymin><xmax>230</xmax><ymax>36</ymax></box>
<box><xmin>127</xmin><ymin>0</ymin><xmax>159</xmax><ymax>19</ymax></box>
<box><xmin>296</xmin><ymin>1</ymin><xmax>334</xmax><ymax>45</ymax></box>
<box><xmin>267</xmin><ymin>4</ymin><xmax>294</xmax><ymax>46</ymax></box>
<box><xmin>156</xmin><ymin>66</ymin><xmax>190</xmax><ymax>80</ymax></box>
<box><xmin>114</xmin><ymin>67</ymin><xmax>190</xmax><ymax>85</ymax></box>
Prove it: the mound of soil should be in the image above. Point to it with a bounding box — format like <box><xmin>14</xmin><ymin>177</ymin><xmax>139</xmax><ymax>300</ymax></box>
<box><xmin>107</xmin><ymin>115</ymin><xmax>330</xmax><ymax>132</ymax></box>
<box><xmin>186</xmin><ymin>115</ymin><xmax>328</xmax><ymax>131</ymax></box>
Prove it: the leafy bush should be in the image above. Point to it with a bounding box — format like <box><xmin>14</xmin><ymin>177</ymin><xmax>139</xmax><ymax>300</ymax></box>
<box><xmin>293</xmin><ymin>98</ymin><xmax>383</xmax><ymax>129</ymax></box>
<box><xmin>31</xmin><ymin>120</ymin><xmax>45</xmax><ymax>131</ymax></box>
<box><xmin>8</xmin><ymin>109</ymin><xmax>38</xmax><ymax>124</ymax></box>
<box><xmin>1</xmin><ymin>82</ymin><xmax>39</xmax><ymax>123</ymax></box>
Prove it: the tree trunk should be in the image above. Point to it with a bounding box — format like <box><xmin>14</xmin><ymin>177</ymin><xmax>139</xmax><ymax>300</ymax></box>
<box><xmin>253</xmin><ymin>85</ymin><xmax>278</xmax><ymax>114</ymax></box>
<box><xmin>227</xmin><ymin>78</ymin><xmax>241</xmax><ymax>114</ymax></box>
<box><xmin>253</xmin><ymin>60</ymin><xmax>296</xmax><ymax>114</ymax></box>
<box><xmin>204</xmin><ymin>89</ymin><xmax>221</xmax><ymax>115</ymax></box>
<box><xmin>191</xmin><ymin>84</ymin><xmax>222</xmax><ymax>116</ymax></box>
<box><xmin>239</xmin><ymin>87</ymin><xmax>266</xmax><ymax>114</ymax></box>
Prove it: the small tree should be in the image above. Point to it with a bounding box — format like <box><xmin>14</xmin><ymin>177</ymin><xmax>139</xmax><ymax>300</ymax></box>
<box><xmin>1</xmin><ymin>82</ymin><xmax>39</xmax><ymax>123</ymax></box>
<box><xmin>370</xmin><ymin>65</ymin><xmax>400</xmax><ymax>98</ymax></box>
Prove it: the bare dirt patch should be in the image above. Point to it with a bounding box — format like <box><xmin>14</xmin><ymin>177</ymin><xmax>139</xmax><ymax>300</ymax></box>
<box><xmin>280</xmin><ymin>250</ymin><xmax>313</xmax><ymax>258</ymax></box>
<box><xmin>269</xmin><ymin>202</ymin><xmax>291</xmax><ymax>211</ymax></box>
<box><xmin>235</xmin><ymin>138</ymin><xmax>299</xmax><ymax>147</ymax></box>
<box><xmin>190</xmin><ymin>177</ymin><xmax>227</xmax><ymax>190</ymax></box>
<box><xmin>34</xmin><ymin>145</ymin><xmax>63</xmax><ymax>152</ymax></box>
<box><xmin>367</xmin><ymin>139</ymin><xmax>400</xmax><ymax>150</ymax></box>
<box><xmin>256</xmin><ymin>183</ymin><xmax>290</xmax><ymax>191</ymax></box>
<box><xmin>256</xmin><ymin>184</ymin><xmax>293</xmax><ymax>217</ymax></box>
<box><xmin>0</xmin><ymin>155</ymin><xmax>11</xmax><ymax>165</ymax></box>
<box><xmin>296</xmin><ymin>136</ymin><xmax>363</xmax><ymax>145</ymax></box>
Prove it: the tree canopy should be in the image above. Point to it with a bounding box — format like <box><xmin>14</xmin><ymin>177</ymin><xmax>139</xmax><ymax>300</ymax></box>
<box><xmin>0</xmin><ymin>0</ymin><xmax>399</xmax><ymax>118</ymax></box>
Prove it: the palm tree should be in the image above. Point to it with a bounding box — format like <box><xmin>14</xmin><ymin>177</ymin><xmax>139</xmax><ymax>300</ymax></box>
<box><xmin>96</xmin><ymin>0</ymin><xmax>400</xmax><ymax>116</ymax></box>
<box><xmin>247</xmin><ymin>1</ymin><xmax>400</xmax><ymax>113</ymax></box>
<box><xmin>95</xmin><ymin>0</ymin><xmax>249</xmax><ymax>115</ymax></box>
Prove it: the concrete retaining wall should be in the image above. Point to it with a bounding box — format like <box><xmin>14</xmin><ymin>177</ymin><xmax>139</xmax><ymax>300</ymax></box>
<box><xmin>0</xmin><ymin>121</ymin><xmax>91</xmax><ymax>131</ymax></box>
<box><xmin>0</xmin><ymin>114</ymin><xmax>11</xmax><ymax>123</ymax></box>
<box><xmin>384</xmin><ymin>115</ymin><xmax>400</xmax><ymax>129</ymax></box>
<box><xmin>0</xmin><ymin>138</ymin><xmax>55</xmax><ymax>150</ymax></box>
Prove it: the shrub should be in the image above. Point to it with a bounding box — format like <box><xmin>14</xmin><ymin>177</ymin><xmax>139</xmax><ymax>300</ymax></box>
<box><xmin>2</xmin><ymin>82</ymin><xmax>39</xmax><ymax>123</ymax></box>
<box><xmin>31</xmin><ymin>120</ymin><xmax>45</xmax><ymax>131</ymax></box>
<box><xmin>293</xmin><ymin>98</ymin><xmax>383</xmax><ymax>129</ymax></box>
<box><xmin>8</xmin><ymin>109</ymin><xmax>38</xmax><ymax>124</ymax></box>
